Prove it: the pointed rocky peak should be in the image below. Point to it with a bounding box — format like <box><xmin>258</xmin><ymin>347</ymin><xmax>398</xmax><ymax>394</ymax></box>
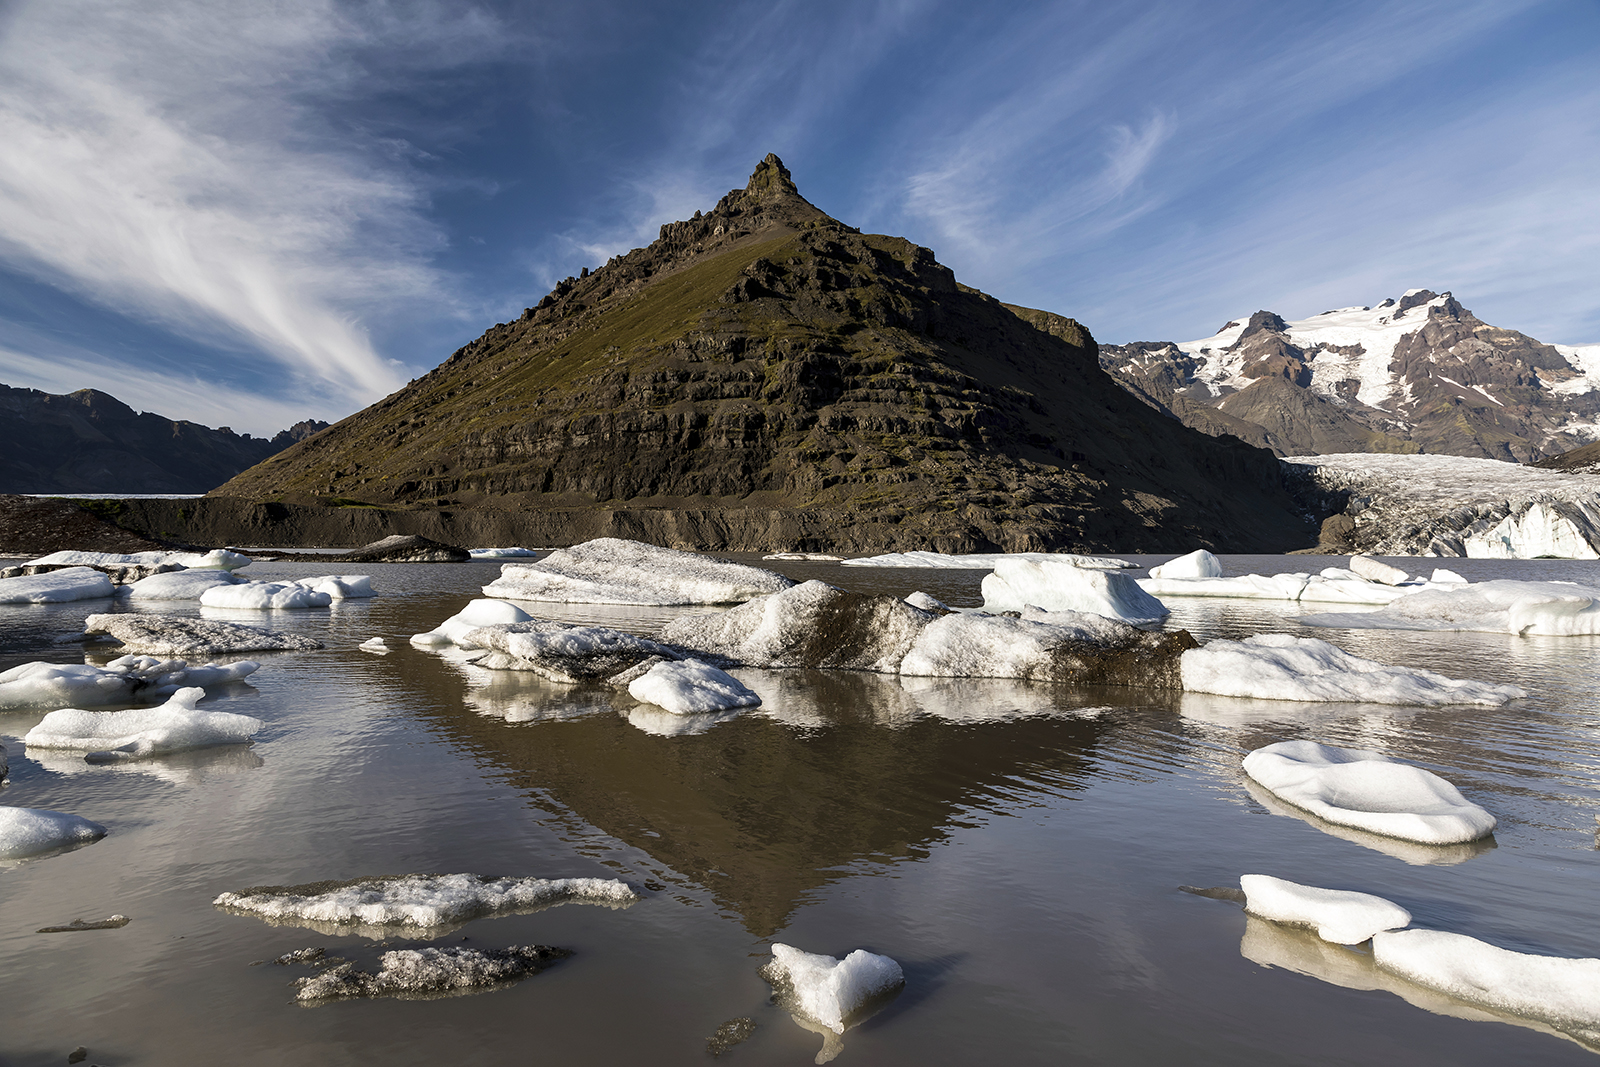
<box><xmin>744</xmin><ymin>153</ymin><xmax>799</xmax><ymax>202</ymax></box>
<box><xmin>1394</xmin><ymin>289</ymin><xmax>1440</xmax><ymax>317</ymax></box>
<box><xmin>1236</xmin><ymin>310</ymin><xmax>1288</xmax><ymax>344</ymax></box>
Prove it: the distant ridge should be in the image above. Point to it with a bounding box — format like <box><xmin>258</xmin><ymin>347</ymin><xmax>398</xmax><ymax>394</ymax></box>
<box><xmin>0</xmin><ymin>383</ymin><xmax>328</xmax><ymax>494</ymax></box>
<box><xmin>211</xmin><ymin>154</ymin><xmax>1310</xmax><ymax>553</ymax></box>
<box><xmin>1100</xmin><ymin>292</ymin><xmax>1600</xmax><ymax>461</ymax></box>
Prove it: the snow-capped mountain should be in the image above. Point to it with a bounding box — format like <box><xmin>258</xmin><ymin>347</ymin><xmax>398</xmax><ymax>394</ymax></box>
<box><xmin>1100</xmin><ymin>290</ymin><xmax>1600</xmax><ymax>460</ymax></box>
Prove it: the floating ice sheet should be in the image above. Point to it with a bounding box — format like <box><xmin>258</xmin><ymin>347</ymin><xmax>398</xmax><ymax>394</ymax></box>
<box><xmin>841</xmin><ymin>550</ymin><xmax>1133</xmax><ymax>569</ymax></box>
<box><xmin>1242</xmin><ymin>740</ymin><xmax>1496</xmax><ymax>844</ymax></box>
<box><xmin>83</xmin><ymin>614</ymin><xmax>323</xmax><ymax>655</ymax></box>
<box><xmin>29</xmin><ymin>549</ymin><xmax>251</xmax><ymax>571</ymax></box>
<box><xmin>0</xmin><ymin>656</ymin><xmax>258</xmax><ymax>708</ymax></box>
<box><xmin>462</xmin><ymin>620</ymin><xmax>677</xmax><ymax>683</ymax></box>
<box><xmin>627</xmin><ymin>659</ymin><xmax>762</xmax><ymax>715</ymax></box>
<box><xmin>899</xmin><ymin>608</ymin><xmax>1191</xmax><ymax>687</ymax></box>
<box><xmin>121</xmin><ymin>570</ymin><xmax>243</xmax><ymax>600</ymax></box>
<box><xmin>1240</xmin><ymin>874</ymin><xmax>1411</xmax><ymax>944</ymax></box>
<box><xmin>25</xmin><ymin>686</ymin><xmax>263</xmax><ymax>761</ymax></box>
<box><xmin>295</xmin><ymin>944</ymin><xmax>569</xmax><ymax>1001</ymax></box>
<box><xmin>200</xmin><ymin>582</ymin><xmax>332</xmax><ymax>609</ymax></box>
<box><xmin>1181</xmin><ymin>634</ymin><xmax>1523</xmax><ymax>706</ymax></box>
<box><xmin>468</xmin><ymin>547</ymin><xmax>539</xmax><ymax>560</ymax></box>
<box><xmin>980</xmin><ymin>558</ymin><xmax>1168</xmax><ymax>621</ymax></box>
<box><xmin>214</xmin><ymin>873</ymin><xmax>637</xmax><ymax>936</ymax></box>
<box><xmin>1148</xmin><ymin>549</ymin><xmax>1223</xmax><ymax>579</ymax></box>
<box><xmin>1241</xmin><ymin>777</ymin><xmax>1496</xmax><ymax>866</ymax></box>
<box><xmin>483</xmin><ymin>538</ymin><xmax>792</xmax><ymax>605</ymax></box>
<box><xmin>0</xmin><ymin>806</ymin><xmax>106</xmax><ymax>859</ymax></box>
<box><xmin>0</xmin><ymin>567</ymin><xmax>115</xmax><ymax>604</ymax></box>
<box><xmin>1300</xmin><ymin>579</ymin><xmax>1600</xmax><ymax>636</ymax></box>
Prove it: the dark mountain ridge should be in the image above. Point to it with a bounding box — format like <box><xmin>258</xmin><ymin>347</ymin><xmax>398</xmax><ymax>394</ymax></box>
<box><xmin>0</xmin><ymin>383</ymin><xmax>328</xmax><ymax>494</ymax></box>
<box><xmin>212</xmin><ymin>155</ymin><xmax>1310</xmax><ymax>553</ymax></box>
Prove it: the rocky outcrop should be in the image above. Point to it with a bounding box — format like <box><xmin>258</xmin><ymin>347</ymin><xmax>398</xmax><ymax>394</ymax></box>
<box><xmin>1100</xmin><ymin>291</ymin><xmax>1600</xmax><ymax>461</ymax></box>
<box><xmin>207</xmin><ymin>155</ymin><xmax>1311</xmax><ymax>554</ymax></box>
<box><xmin>0</xmin><ymin>383</ymin><xmax>326</xmax><ymax>494</ymax></box>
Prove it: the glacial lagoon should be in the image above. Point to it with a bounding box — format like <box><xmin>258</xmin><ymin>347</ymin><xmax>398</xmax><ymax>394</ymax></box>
<box><xmin>3</xmin><ymin>554</ymin><xmax>1600</xmax><ymax>1065</ymax></box>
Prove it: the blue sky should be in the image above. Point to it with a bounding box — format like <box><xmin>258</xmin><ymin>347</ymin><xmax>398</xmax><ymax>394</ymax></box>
<box><xmin>0</xmin><ymin>0</ymin><xmax>1595</xmax><ymax>435</ymax></box>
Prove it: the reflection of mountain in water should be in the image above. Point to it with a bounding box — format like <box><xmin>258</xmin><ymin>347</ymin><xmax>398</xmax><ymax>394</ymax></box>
<box><xmin>413</xmin><ymin>658</ymin><xmax>1121</xmax><ymax>937</ymax></box>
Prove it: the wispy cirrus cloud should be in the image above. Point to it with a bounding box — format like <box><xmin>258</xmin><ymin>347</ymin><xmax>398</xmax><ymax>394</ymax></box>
<box><xmin>0</xmin><ymin>0</ymin><xmax>506</xmax><ymax>427</ymax></box>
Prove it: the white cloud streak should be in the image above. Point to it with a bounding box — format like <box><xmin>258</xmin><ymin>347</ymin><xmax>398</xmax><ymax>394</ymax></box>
<box><xmin>0</xmin><ymin>0</ymin><xmax>499</xmax><ymax>412</ymax></box>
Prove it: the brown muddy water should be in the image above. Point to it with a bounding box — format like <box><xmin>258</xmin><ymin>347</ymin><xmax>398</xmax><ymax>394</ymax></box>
<box><xmin>2</xmin><ymin>554</ymin><xmax>1600</xmax><ymax>1065</ymax></box>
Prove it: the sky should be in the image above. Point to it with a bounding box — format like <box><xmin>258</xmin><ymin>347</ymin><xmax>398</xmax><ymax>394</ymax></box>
<box><xmin>0</xmin><ymin>0</ymin><xmax>1596</xmax><ymax>436</ymax></box>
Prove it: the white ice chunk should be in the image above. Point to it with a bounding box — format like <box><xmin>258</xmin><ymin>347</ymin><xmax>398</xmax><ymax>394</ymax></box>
<box><xmin>1350</xmin><ymin>555</ymin><xmax>1410</xmax><ymax>585</ymax></box>
<box><xmin>1149</xmin><ymin>549</ymin><xmax>1223</xmax><ymax>579</ymax></box>
<box><xmin>1243</xmin><ymin>740</ymin><xmax>1497</xmax><ymax>844</ymax></box>
<box><xmin>0</xmin><ymin>656</ymin><xmax>258</xmax><ymax>708</ymax></box>
<box><xmin>482</xmin><ymin>537</ymin><xmax>792</xmax><ymax>605</ymax></box>
<box><xmin>121</xmin><ymin>569</ymin><xmax>243</xmax><ymax>600</ymax></box>
<box><xmin>1140</xmin><ymin>572</ymin><xmax>1313</xmax><ymax>601</ymax></box>
<box><xmin>0</xmin><ymin>806</ymin><xmax>106</xmax><ymax>859</ymax></box>
<box><xmin>0</xmin><ymin>566</ymin><xmax>115</xmax><ymax>604</ymax></box>
<box><xmin>904</xmin><ymin>591</ymin><xmax>951</xmax><ymax>612</ymax></box>
<box><xmin>290</xmin><ymin>575</ymin><xmax>375</xmax><ymax>599</ymax></box>
<box><xmin>1430</xmin><ymin>568</ymin><xmax>1469</xmax><ymax>584</ymax></box>
<box><xmin>760</xmin><ymin>943</ymin><xmax>905</xmax><ymax>1034</ymax></box>
<box><xmin>200</xmin><ymin>581</ymin><xmax>332</xmax><ymax>609</ymax></box>
<box><xmin>82</xmin><ymin>613</ymin><xmax>322</xmax><ymax>655</ymax></box>
<box><xmin>899</xmin><ymin>609</ymin><xmax>1159</xmax><ymax>681</ymax></box>
<box><xmin>25</xmin><ymin>686</ymin><xmax>263</xmax><ymax>760</ymax></box>
<box><xmin>468</xmin><ymin>547</ymin><xmax>540</xmax><ymax>559</ymax></box>
<box><xmin>1181</xmin><ymin>634</ymin><xmax>1524</xmax><ymax>706</ymax></box>
<box><xmin>1373</xmin><ymin>928</ymin><xmax>1600</xmax><ymax>1033</ymax></box>
<box><xmin>213</xmin><ymin>873</ymin><xmax>637</xmax><ymax>932</ymax></box>
<box><xmin>358</xmin><ymin>637</ymin><xmax>390</xmax><ymax>655</ymax></box>
<box><xmin>1240</xmin><ymin>874</ymin><xmax>1412</xmax><ymax>944</ymax></box>
<box><xmin>842</xmin><ymin>550</ymin><xmax>1134</xmax><ymax>569</ymax></box>
<box><xmin>411</xmin><ymin>599</ymin><xmax>534</xmax><ymax>648</ymax></box>
<box><xmin>1300</xmin><ymin>579</ymin><xmax>1600</xmax><ymax>636</ymax></box>
<box><xmin>981</xmin><ymin>558</ymin><xmax>1168</xmax><ymax>622</ymax></box>
<box><xmin>627</xmin><ymin>659</ymin><xmax>762</xmax><ymax>715</ymax></box>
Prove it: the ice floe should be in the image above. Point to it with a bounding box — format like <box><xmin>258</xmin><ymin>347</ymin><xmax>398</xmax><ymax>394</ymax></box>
<box><xmin>1300</xmin><ymin>579</ymin><xmax>1600</xmax><ymax>636</ymax></box>
<box><xmin>295</xmin><ymin>944</ymin><xmax>570</xmax><ymax>1001</ymax></box>
<box><xmin>410</xmin><ymin>599</ymin><xmax>534</xmax><ymax>648</ymax></box>
<box><xmin>358</xmin><ymin>638</ymin><xmax>390</xmax><ymax>655</ymax></box>
<box><xmin>83</xmin><ymin>614</ymin><xmax>323</xmax><ymax>655</ymax></box>
<box><xmin>0</xmin><ymin>656</ymin><xmax>258</xmax><ymax>708</ymax></box>
<box><xmin>1372</xmin><ymin>928</ymin><xmax>1600</xmax><ymax>1036</ymax></box>
<box><xmin>1141</xmin><ymin>568</ymin><xmax>1449</xmax><ymax>606</ymax></box>
<box><xmin>1180</xmin><ymin>634</ymin><xmax>1524</xmax><ymax>706</ymax></box>
<box><xmin>463</xmin><ymin>621</ymin><xmax>679</xmax><ymax>683</ymax></box>
<box><xmin>661</xmin><ymin>581</ymin><xmax>934</xmax><ymax>672</ymax></box>
<box><xmin>482</xmin><ymin>538</ymin><xmax>793</xmax><ymax>605</ymax></box>
<box><xmin>29</xmin><ymin>548</ymin><xmax>252</xmax><ymax>571</ymax></box>
<box><xmin>24</xmin><ymin>687</ymin><xmax>263</xmax><ymax>761</ymax></box>
<box><xmin>1148</xmin><ymin>549</ymin><xmax>1223</xmax><ymax>579</ymax></box>
<box><xmin>903</xmin><ymin>591</ymin><xmax>952</xmax><ymax>612</ymax></box>
<box><xmin>0</xmin><ymin>806</ymin><xmax>106</xmax><ymax>859</ymax></box>
<box><xmin>0</xmin><ymin>567</ymin><xmax>115</xmax><ymax>604</ymax></box>
<box><xmin>121</xmin><ymin>569</ymin><xmax>244</xmax><ymax>600</ymax></box>
<box><xmin>1242</xmin><ymin>740</ymin><xmax>1497</xmax><ymax>844</ymax></box>
<box><xmin>841</xmin><ymin>550</ymin><xmax>1134</xmax><ymax>569</ymax></box>
<box><xmin>214</xmin><ymin>873</ymin><xmax>637</xmax><ymax>935</ymax></box>
<box><xmin>1240</xmin><ymin>874</ymin><xmax>1411</xmax><ymax>944</ymax></box>
<box><xmin>899</xmin><ymin>608</ymin><xmax>1194</xmax><ymax>686</ymax></box>
<box><xmin>1349</xmin><ymin>555</ymin><xmax>1409</xmax><ymax>585</ymax></box>
<box><xmin>1240</xmin><ymin>776</ymin><xmax>1496</xmax><ymax>866</ymax></box>
<box><xmin>292</xmin><ymin>575</ymin><xmax>375</xmax><ymax>599</ymax></box>
<box><xmin>980</xmin><ymin>557</ymin><xmax>1168</xmax><ymax>622</ymax></box>
<box><xmin>760</xmin><ymin>943</ymin><xmax>904</xmax><ymax>1034</ymax></box>
<box><xmin>468</xmin><ymin>547</ymin><xmax>540</xmax><ymax>560</ymax></box>
<box><xmin>627</xmin><ymin>659</ymin><xmax>762</xmax><ymax>715</ymax></box>
<box><xmin>200</xmin><ymin>582</ymin><xmax>332</xmax><ymax>609</ymax></box>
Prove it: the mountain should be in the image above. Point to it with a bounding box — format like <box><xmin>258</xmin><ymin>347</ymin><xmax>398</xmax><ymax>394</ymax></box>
<box><xmin>213</xmin><ymin>154</ymin><xmax>1309</xmax><ymax>553</ymax></box>
<box><xmin>1099</xmin><ymin>292</ymin><xmax>1600</xmax><ymax>461</ymax></box>
<box><xmin>0</xmin><ymin>384</ymin><xmax>328</xmax><ymax>494</ymax></box>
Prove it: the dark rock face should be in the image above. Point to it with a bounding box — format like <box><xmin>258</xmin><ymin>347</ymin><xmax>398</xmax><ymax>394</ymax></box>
<box><xmin>0</xmin><ymin>494</ymin><xmax>175</xmax><ymax>555</ymax></box>
<box><xmin>332</xmin><ymin>534</ymin><xmax>470</xmax><ymax>563</ymax></box>
<box><xmin>1100</xmin><ymin>291</ymin><xmax>1600</xmax><ymax>461</ymax></box>
<box><xmin>0</xmin><ymin>384</ymin><xmax>328</xmax><ymax>494</ymax></box>
<box><xmin>211</xmin><ymin>155</ymin><xmax>1309</xmax><ymax>553</ymax></box>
